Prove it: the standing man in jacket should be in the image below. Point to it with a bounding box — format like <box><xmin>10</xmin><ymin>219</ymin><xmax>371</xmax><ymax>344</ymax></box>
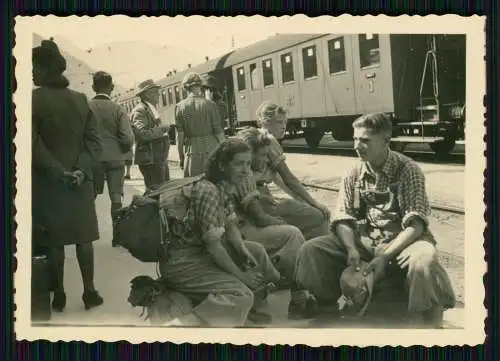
<box><xmin>130</xmin><ymin>79</ymin><xmax>170</xmax><ymax>192</ymax></box>
<box><xmin>88</xmin><ymin>71</ymin><xmax>134</xmax><ymax>246</ymax></box>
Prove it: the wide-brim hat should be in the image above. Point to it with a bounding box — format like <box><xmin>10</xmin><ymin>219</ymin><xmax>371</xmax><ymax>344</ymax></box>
<box><xmin>181</xmin><ymin>72</ymin><xmax>202</xmax><ymax>90</ymax></box>
<box><xmin>32</xmin><ymin>38</ymin><xmax>67</xmax><ymax>73</ymax></box>
<box><xmin>337</xmin><ymin>261</ymin><xmax>375</xmax><ymax>318</ymax></box>
<box><xmin>136</xmin><ymin>79</ymin><xmax>161</xmax><ymax>96</ymax></box>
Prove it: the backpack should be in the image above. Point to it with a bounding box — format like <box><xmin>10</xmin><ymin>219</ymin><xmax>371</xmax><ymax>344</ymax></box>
<box><xmin>113</xmin><ymin>175</ymin><xmax>203</xmax><ymax>263</ymax></box>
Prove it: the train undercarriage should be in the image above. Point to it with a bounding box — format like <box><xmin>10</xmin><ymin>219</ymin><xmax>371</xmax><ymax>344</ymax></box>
<box><xmin>286</xmin><ymin>104</ymin><xmax>465</xmax><ymax>157</ymax></box>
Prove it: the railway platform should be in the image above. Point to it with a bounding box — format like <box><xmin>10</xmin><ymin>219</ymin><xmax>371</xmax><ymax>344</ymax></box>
<box><xmin>36</xmin><ymin>151</ymin><xmax>465</xmax><ymax>330</ymax></box>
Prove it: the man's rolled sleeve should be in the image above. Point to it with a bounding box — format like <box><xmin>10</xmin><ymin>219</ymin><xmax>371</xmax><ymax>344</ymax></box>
<box><xmin>398</xmin><ymin>165</ymin><xmax>431</xmax><ymax>229</ymax></box>
<box><xmin>331</xmin><ymin>173</ymin><xmax>359</xmax><ymax>233</ymax></box>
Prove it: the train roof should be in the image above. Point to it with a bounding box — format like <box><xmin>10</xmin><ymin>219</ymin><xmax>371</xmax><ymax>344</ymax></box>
<box><xmin>117</xmin><ymin>33</ymin><xmax>328</xmax><ymax>102</ymax></box>
<box><xmin>223</xmin><ymin>33</ymin><xmax>327</xmax><ymax>67</ymax></box>
<box><xmin>155</xmin><ymin>34</ymin><xmax>327</xmax><ymax>87</ymax></box>
<box><xmin>156</xmin><ymin>51</ymin><xmax>235</xmax><ymax>88</ymax></box>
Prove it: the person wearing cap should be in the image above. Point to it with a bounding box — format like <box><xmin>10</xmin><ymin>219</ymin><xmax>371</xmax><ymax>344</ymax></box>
<box><xmin>32</xmin><ymin>38</ymin><xmax>104</xmax><ymax>313</ymax></box>
<box><xmin>175</xmin><ymin>72</ymin><xmax>225</xmax><ymax>177</ymax></box>
<box><xmin>295</xmin><ymin>113</ymin><xmax>456</xmax><ymax>327</ymax></box>
<box><xmin>130</xmin><ymin>79</ymin><xmax>171</xmax><ymax>191</ymax></box>
<box><xmin>88</xmin><ymin>71</ymin><xmax>134</xmax><ymax>245</ymax></box>
<box><xmin>201</xmin><ymin>74</ymin><xmax>229</xmax><ymax>132</ymax></box>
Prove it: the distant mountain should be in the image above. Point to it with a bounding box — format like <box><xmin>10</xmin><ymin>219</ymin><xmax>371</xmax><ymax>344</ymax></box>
<box><xmin>80</xmin><ymin>40</ymin><xmax>204</xmax><ymax>95</ymax></box>
<box><xmin>32</xmin><ymin>33</ymin><xmax>127</xmax><ymax>99</ymax></box>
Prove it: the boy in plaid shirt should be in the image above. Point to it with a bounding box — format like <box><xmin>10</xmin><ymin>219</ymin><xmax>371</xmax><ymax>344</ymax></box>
<box><xmin>296</xmin><ymin>113</ymin><xmax>456</xmax><ymax>327</ymax></box>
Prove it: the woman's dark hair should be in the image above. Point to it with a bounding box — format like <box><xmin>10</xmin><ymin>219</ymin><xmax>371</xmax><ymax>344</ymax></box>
<box><xmin>235</xmin><ymin>127</ymin><xmax>272</xmax><ymax>151</ymax></box>
<box><xmin>204</xmin><ymin>138</ymin><xmax>251</xmax><ymax>183</ymax></box>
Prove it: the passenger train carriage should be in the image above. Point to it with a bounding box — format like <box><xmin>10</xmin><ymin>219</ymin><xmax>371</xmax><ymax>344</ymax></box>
<box><xmin>117</xmin><ymin>33</ymin><xmax>465</xmax><ymax>156</ymax></box>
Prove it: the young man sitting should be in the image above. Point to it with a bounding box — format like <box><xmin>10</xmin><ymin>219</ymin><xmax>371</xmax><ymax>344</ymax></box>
<box><xmin>295</xmin><ymin>113</ymin><xmax>456</xmax><ymax>328</ymax></box>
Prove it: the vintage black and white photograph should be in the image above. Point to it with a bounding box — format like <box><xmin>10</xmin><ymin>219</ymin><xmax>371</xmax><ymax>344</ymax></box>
<box><xmin>14</xmin><ymin>15</ymin><xmax>485</xmax><ymax>346</ymax></box>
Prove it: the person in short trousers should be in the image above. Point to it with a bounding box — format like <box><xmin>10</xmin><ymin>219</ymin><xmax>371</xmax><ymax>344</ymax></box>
<box><xmin>295</xmin><ymin>113</ymin><xmax>456</xmax><ymax>327</ymax></box>
<box><xmin>88</xmin><ymin>71</ymin><xmax>134</xmax><ymax>245</ymax></box>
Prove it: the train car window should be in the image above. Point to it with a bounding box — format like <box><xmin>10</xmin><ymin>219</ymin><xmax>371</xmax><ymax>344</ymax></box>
<box><xmin>359</xmin><ymin>34</ymin><xmax>380</xmax><ymax>68</ymax></box>
<box><xmin>174</xmin><ymin>86</ymin><xmax>181</xmax><ymax>103</ymax></box>
<box><xmin>281</xmin><ymin>52</ymin><xmax>295</xmax><ymax>83</ymax></box>
<box><xmin>236</xmin><ymin>66</ymin><xmax>246</xmax><ymax>91</ymax></box>
<box><xmin>302</xmin><ymin>45</ymin><xmax>318</xmax><ymax>79</ymax></box>
<box><xmin>167</xmin><ymin>88</ymin><xmax>173</xmax><ymax>104</ymax></box>
<box><xmin>328</xmin><ymin>37</ymin><xmax>347</xmax><ymax>74</ymax></box>
<box><xmin>250</xmin><ymin>63</ymin><xmax>260</xmax><ymax>90</ymax></box>
<box><xmin>262</xmin><ymin>58</ymin><xmax>274</xmax><ymax>87</ymax></box>
<box><xmin>161</xmin><ymin>89</ymin><xmax>168</xmax><ymax>106</ymax></box>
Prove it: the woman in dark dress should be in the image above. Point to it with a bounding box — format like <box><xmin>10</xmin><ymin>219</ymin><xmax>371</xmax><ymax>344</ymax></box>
<box><xmin>32</xmin><ymin>39</ymin><xmax>103</xmax><ymax>312</ymax></box>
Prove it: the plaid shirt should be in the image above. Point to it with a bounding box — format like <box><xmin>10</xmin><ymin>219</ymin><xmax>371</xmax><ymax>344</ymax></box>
<box><xmin>176</xmin><ymin>179</ymin><xmax>237</xmax><ymax>248</ymax></box>
<box><xmin>332</xmin><ymin>150</ymin><xmax>433</xmax><ymax>243</ymax></box>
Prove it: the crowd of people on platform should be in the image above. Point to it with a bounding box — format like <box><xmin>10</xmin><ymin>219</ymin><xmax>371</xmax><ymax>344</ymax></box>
<box><xmin>31</xmin><ymin>38</ymin><xmax>456</xmax><ymax>328</ymax></box>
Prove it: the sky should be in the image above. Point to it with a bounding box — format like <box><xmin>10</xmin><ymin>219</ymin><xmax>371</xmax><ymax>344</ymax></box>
<box><xmin>33</xmin><ymin>15</ymin><xmax>316</xmax><ymax>59</ymax></box>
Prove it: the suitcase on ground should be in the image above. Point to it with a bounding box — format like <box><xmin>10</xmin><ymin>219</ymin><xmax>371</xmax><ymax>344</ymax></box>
<box><xmin>31</xmin><ymin>255</ymin><xmax>52</xmax><ymax>322</ymax></box>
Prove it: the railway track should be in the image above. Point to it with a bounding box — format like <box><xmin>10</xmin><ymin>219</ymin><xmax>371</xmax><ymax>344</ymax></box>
<box><xmin>302</xmin><ymin>182</ymin><xmax>465</xmax><ymax>215</ymax></box>
<box><xmin>282</xmin><ymin>143</ymin><xmax>465</xmax><ymax>165</ymax></box>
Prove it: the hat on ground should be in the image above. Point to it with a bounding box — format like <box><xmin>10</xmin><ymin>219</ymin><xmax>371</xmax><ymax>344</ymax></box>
<box><xmin>181</xmin><ymin>72</ymin><xmax>202</xmax><ymax>90</ymax></box>
<box><xmin>32</xmin><ymin>38</ymin><xmax>67</xmax><ymax>73</ymax></box>
<box><xmin>136</xmin><ymin>79</ymin><xmax>160</xmax><ymax>96</ymax></box>
<box><xmin>201</xmin><ymin>74</ymin><xmax>220</xmax><ymax>90</ymax></box>
<box><xmin>337</xmin><ymin>261</ymin><xmax>375</xmax><ymax>318</ymax></box>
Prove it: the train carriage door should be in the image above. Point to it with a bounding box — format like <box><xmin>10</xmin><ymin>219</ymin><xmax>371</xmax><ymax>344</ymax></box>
<box><xmin>278</xmin><ymin>50</ymin><xmax>302</xmax><ymax>120</ymax></box>
<box><xmin>299</xmin><ymin>41</ymin><xmax>327</xmax><ymax>118</ymax></box>
<box><xmin>352</xmin><ymin>34</ymin><xmax>395</xmax><ymax>114</ymax></box>
<box><xmin>322</xmin><ymin>35</ymin><xmax>357</xmax><ymax>117</ymax></box>
<box><xmin>260</xmin><ymin>55</ymin><xmax>280</xmax><ymax>108</ymax></box>
<box><xmin>247</xmin><ymin>61</ymin><xmax>263</xmax><ymax>121</ymax></box>
<box><xmin>233</xmin><ymin>65</ymin><xmax>252</xmax><ymax>124</ymax></box>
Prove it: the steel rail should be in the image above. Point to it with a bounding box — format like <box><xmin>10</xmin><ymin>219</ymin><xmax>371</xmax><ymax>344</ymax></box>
<box><xmin>301</xmin><ymin>182</ymin><xmax>465</xmax><ymax>215</ymax></box>
<box><xmin>282</xmin><ymin>144</ymin><xmax>465</xmax><ymax>158</ymax></box>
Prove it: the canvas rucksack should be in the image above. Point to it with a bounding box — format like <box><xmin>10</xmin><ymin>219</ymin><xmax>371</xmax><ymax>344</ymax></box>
<box><xmin>112</xmin><ymin>175</ymin><xmax>203</xmax><ymax>263</ymax></box>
